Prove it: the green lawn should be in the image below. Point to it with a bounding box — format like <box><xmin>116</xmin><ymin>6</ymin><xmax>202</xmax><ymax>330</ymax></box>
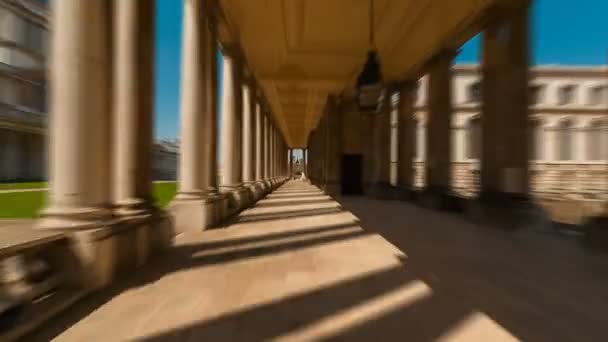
<box><xmin>0</xmin><ymin>182</ymin><xmax>178</xmax><ymax>219</ymax></box>
<box><xmin>0</xmin><ymin>182</ymin><xmax>48</xmax><ymax>190</ymax></box>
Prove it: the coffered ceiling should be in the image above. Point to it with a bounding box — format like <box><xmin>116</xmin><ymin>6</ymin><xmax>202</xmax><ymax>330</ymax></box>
<box><xmin>217</xmin><ymin>0</ymin><xmax>526</xmax><ymax>147</ymax></box>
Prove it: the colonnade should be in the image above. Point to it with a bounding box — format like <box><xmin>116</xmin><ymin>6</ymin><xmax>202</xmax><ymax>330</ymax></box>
<box><xmin>307</xmin><ymin>4</ymin><xmax>531</xmax><ymax>208</ymax></box>
<box><xmin>37</xmin><ymin>0</ymin><xmax>289</xmax><ymax>288</ymax></box>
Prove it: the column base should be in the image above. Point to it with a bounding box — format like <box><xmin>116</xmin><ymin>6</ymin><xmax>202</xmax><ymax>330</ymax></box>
<box><xmin>263</xmin><ymin>179</ymin><xmax>273</xmax><ymax>192</ymax></box>
<box><xmin>169</xmin><ymin>193</ymin><xmax>227</xmax><ymax>233</ymax></box>
<box><xmin>243</xmin><ymin>181</ymin><xmax>261</xmax><ymax>202</ymax></box>
<box><xmin>36</xmin><ymin>210</ymin><xmax>173</xmax><ymax>290</ymax></box>
<box><xmin>252</xmin><ymin>181</ymin><xmax>266</xmax><ymax>201</ymax></box>
<box><xmin>220</xmin><ymin>185</ymin><xmax>251</xmax><ymax>216</ymax></box>
<box><xmin>418</xmin><ymin>186</ymin><xmax>462</xmax><ymax>211</ymax></box>
<box><xmin>463</xmin><ymin>191</ymin><xmax>543</xmax><ymax>230</ymax></box>
<box><xmin>113</xmin><ymin>198</ymin><xmax>153</xmax><ymax>217</ymax></box>
<box><xmin>36</xmin><ymin>205</ymin><xmax>112</xmax><ymax>231</ymax></box>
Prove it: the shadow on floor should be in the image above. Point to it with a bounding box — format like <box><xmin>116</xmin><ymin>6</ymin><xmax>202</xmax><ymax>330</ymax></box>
<box><xmin>135</xmin><ymin>264</ymin><xmax>476</xmax><ymax>342</ymax></box>
<box><xmin>263</xmin><ymin>193</ymin><xmax>331</xmax><ymax>200</ymax></box>
<box><xmin>27</xmin><ymin>184</ymin><xmax>608</xmax><ymax>341</ymax></box>
<box><xmin>25</xmin><ymin>200</ymin><xmax>362</xmax><ymax>341</ymax></box>
<box><xmin>233</xmin><ymin>207</ymin><xmax>344</xmax><ymax>224</ymax></box>
<box><xmin>336</xmin><ymin>196</ymin><xmax>608</xmax><ymax>341</ymax></box>
<box><xmin>252</xmin><ymin>198</ymin><xmax>334</xmax><ymax>208</ymax></box>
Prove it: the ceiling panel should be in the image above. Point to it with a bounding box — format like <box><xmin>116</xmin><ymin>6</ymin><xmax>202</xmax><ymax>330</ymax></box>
<box><xmin>219</xmin><ymin>0</ymin><xmax>521</xmax><ymax>147</ymax></box>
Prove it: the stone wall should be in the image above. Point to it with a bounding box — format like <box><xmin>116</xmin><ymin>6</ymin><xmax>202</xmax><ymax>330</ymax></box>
<box><xmin>414</xmin><ymin>160</ymin><xmax>608</xmax><ymax>199</ymax></box>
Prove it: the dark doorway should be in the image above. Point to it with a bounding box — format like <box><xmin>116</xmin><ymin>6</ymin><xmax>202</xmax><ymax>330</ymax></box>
<box><xmin>342</xmin><ymin>154</ymin><xmax>363</xmax><ymax>195</ymax></box>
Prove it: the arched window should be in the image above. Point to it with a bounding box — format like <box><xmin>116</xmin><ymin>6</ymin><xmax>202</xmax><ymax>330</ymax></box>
<box><xmin>556</xmin><ymin>119</ymin><xmax>574</xmax><ymax>161</ymax></box>
<box><xmin>588</xmin><ymin>119</ymin><xmax>608</xmax><ymax>161</ymax></box>
<box><xmin>528</xmin><ymin>119</ymin><xmax>543</xmax><ymax>160</ymax></box>
<box><xmin>466</xmin><ymin>116</ymin><xmax>481</xmax><ymax>159</ymax></box>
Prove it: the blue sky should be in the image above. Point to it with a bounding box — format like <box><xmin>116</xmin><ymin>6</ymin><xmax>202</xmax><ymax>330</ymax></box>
<box><xmin>154</xmin><ymin>0</ymin><xmax>608</xmax><ymax>140</ymax></box>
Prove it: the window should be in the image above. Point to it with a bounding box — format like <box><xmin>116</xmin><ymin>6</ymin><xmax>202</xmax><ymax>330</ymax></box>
<box><xmin>556</xmin><ymin>119</ymin><xmax>574</xmax><ymax>161</ymax></box>
<box><xmin>528</xmin><ymin>119</ymin><xmax>543</xmax><ymax>160</ymax></box>
<box><xmin>588</xmin><ymin>86</ymin><xmax>607</xmax><ymax>106</ymax></box>
<box><xmin>587</xmin><ymin>119</ymin><xmax>608</xmax><ymax>161</ymax></box>
<box><xmin>0</xmin><ymin>8</ymin><xmax>13</xmax><ymax>41</ymax></box>
<box><xmin>415</xmin><ymin>119</ymin><xmax>425</xmax><ymax>160</ymax></box>
<box><xmin>529</xmin><ymin>85</ymin><xmax>545</xmax><ymax>105</ymax></box>
<box><xmin>558</xmin><ymin>85</ymin><xmax>577</xmax><ymax>105</ymax></box>
<box><xmin>466</xmin><ymin>117</ymin><xmax>481</xmax><ymax>159</ymax></box>
<box><xmin>467</xmin><ymin>82</ymin><xmax>481</xmax><ymax>103</ymax></box>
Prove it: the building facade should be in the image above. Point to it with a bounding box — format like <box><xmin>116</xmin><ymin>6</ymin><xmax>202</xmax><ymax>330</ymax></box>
<box><xmin>409</xmin><ymin>64</ymin><xmax>608</xmax><ymax>198</ymax></box>
<box><xmin>153</xmin><ymin>139</ymin><xmax>179</xmax><ymax>181</ymax></box>
<box><xmin>0</xmin><ymin>0</ymin><xmax>48</xmax><ymax>182</ymax></box>
<box><xmin>0</xmin><ymin>0</ymin><xmax>180</xmax><ymax>183</ymax></box>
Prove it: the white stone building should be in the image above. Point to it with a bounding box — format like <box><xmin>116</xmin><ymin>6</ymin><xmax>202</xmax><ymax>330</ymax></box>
<box><xmin>153</xmin><ymin>139</ymin><xmax>179</xmax><ymax>181</ymax></box>
<box><xmin>0</xmin><ymin>0</ymin><xmax>180</xmax><ymax>183</ymax></box>
<box><xmin>409</xmin><ymin>64</ymin><xmax>608</xmax><ymax>197</ymax></box>
<box><xmin>0</xmin><ymin>0</ymin><xmax>48</xmax><ymax>182</ymax></box>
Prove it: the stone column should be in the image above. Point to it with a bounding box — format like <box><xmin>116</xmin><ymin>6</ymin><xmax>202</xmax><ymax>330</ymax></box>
<box><xmin>204</xmin><ymin>14</ymin><xmax>221</xmax><ymax>198</ymax></box>
<box><xmin>269</xmin><ymin>125</ymin><xmax>276</xmax><ymax>184</ymax></box>
<box><xmin>113</xmin><ymin>0</ymin><xmax>155</xmax><ymax>215</ymax></box>
<box><xmin>325</xmin><ymin>97</ymin><xmax>343</xmax><ymax>195</ymax></box>
<box><xmin>318</xmin><ymin>114</ymin><xmax>327</xmax><ymax>188</ymax></box>
<box><xmin>397</xmin><ymin>81</ymin><xmax>416</xmax><ymax>195</ymax></box>
<box><xmin>288</xmin><ymin>148</ymin><xmax>292</xmax><ymax>178</ymax></box>
<box><xmin>171</xmin><ymin>0</ymin><xmax>222</xmax><ymax>231</ymax></box>
<box><xmin>481</xmin><ymin>6</ymin><xmax>530</xmax><ymax>200</ymax></box>
<box><xmin>371</xmin><ymin>93</ymin><xmax>391</xmax><ymax>198</ymax></box>
<box><xmin>263</xmin><ymin>113</ymin><xmax>270</xmax><ymax>185</ymax></box>
<box><xmin>39</xmin><ymin>0</ymin><xmax>112</xmax><ymax>229</ymax></box>
<box><xmin>220</xmin><ymin>48</ymin><xmax>248</xmax><ymax>210</ymax></box>
<box><xmin>254</xmin><ymin>100</ymin><xmax>265</xmax><ymax>195</ymax></box>
<box><xmin>254</xmin><ymin>102</ymin><xmax>263</xmax><ymax>182</ymax></box>
<box><xmin>303</xmin><ymin>148</ymin><xmax>308</xmax><ymax>178</ymax></box>
<box><xmin>423</xmin><ymin>51</ymin><xmax>456</xmax><ymax>208</ymax></box>
<box><xmin>241</xmin><ymin>78</ymin><xmax>255</xmax><ymax>186</ymax></box>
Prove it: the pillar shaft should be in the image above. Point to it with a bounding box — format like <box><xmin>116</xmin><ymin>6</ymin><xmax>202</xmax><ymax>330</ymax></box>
<box><xmin>288</xmin><ymin>149</ymin><xmax>292</xmax><ymax>176</ymax></box>
<box><xmin>220</xmin><ymin>50</ymin><xmax>243</xmax><ymax>188</ymax></box>
<box><xmin>204</xmin><ymin>15</ymin><xmax>219</xmax><ymax>194</ymax></box>
<box><xmin>303</xmin><ymin>148</ymin><xmax>308</xmax><ymax>175</ymax></box>
<box><xmin>241</xmin><ymin>81</ymin><xmax>255</xmax><ymax>184</ymax></box>
<box><xmin>41</xmin><ymin>0</ymin><xmax>112</xmax><ymax>226</ymax></box>
<box><xmin>397</xmin><ymin>82</ymin><xmax>416</xmax><ymax>189</ymax></box>
<box><xmin>325</xmin><ymin>97</ymin><xmax>343</xmax><ymax>194</ymax></box>
<box><xmin>426</xmin><ymin>52</ymin><xmax>454</xmax><ymax>192</ymax></box>
<box><xmin>481</xmin><ymin>6</ymin><xmax>530</xmax><ymax>197</ymax></box>
<box><xmin>177</xmin><ymin>0</ymin><xmax>208</xmax><ymax>198</ymax></box>
<box><xmin>371</xmin><ymin>96</ymin><xmax>391</xmax><ymax>190</ymax></box>
<box><xmin>254</xmin><ymin>102</ymin><xmax>263</xmax><ymax>181</ymax></box>
<box><xmin>113</xmin><ymin>0</ymin><xmax>155</xmax><ymax>213</ymax></box>
<box><xmin>263</xmin><ymin>114</ymin><xmax>270</xmax><ymax>180</ymax></box>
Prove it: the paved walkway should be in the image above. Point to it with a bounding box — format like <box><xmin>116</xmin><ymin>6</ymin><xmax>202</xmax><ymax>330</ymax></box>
<box><xmin>25</xmin><ymin>181</ymin><xmax>608</xmax><ymax>341</ymax></box>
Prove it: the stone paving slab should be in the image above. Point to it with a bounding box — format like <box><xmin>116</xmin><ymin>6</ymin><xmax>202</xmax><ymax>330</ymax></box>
<box><xmin>25</xmin><ymin>180</ymin><xmax>608</xmax><ymax>341</ymax></box>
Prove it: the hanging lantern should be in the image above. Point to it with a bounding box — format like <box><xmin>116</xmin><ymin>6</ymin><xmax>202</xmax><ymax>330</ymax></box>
<box><xmin>356</xmin><ymin>0</ymin><xmax>384</xmax><ymax>113</ymax></box>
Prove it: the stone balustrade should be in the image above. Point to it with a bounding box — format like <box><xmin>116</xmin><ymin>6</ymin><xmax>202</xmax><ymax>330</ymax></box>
<box><xmin>0</xmin><ymin>226</ymin><xmax>86</xmax><ymax>341</ymax></box>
